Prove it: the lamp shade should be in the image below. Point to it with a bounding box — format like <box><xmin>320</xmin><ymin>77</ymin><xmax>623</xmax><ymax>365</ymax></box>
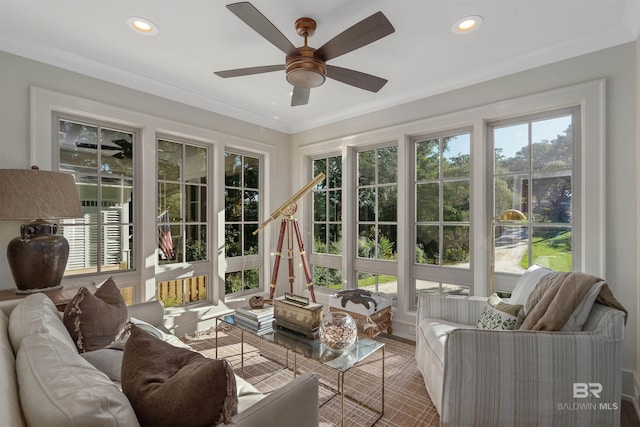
<box><xmin>0</xmin><ymin>168</ymin><xmax>82</xmax><ymax>220</ymax></box>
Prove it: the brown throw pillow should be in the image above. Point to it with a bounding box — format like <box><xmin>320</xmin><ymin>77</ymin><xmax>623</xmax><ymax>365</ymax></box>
<box><xmin>121</xmin><ymin>325</ymin><xmax>238</xmax><ymax>427</ymax></box>
<box><xmin>63</xmin><ymin>277</ymin><xmax>128</xmax><ymax>353</ymax></box>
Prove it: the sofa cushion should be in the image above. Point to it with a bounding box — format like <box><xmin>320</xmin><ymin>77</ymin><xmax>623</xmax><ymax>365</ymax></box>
<box><xmin>418</xmin><ymin>318</ymin><xmax>475</xmax><ymax>366</ymax></box>
<box><xmin>81</xmin><ymin>348</ymin><xmax>123</xmax><ymax>382</ymax></box>
<box><xmin>477</xmin><ymin>293</ymin><xmax>523</xmax><ymax>330</ymax></box>
<box><xmin>9</xmin><ymin>292</ymin><xmax>75</xmax><ymax>353</ymax></box>
<box><xmin>509</xmin><ymin>265</ymin><xmax>553</xmax><ymax>305</ymax></box>
<box><xmin>16</xmin><ymin>332</ymin><xmax>140</xmax><ymax>427</ymax></box>
<box><xmin>121</xmin><ymin>325</ymin><xmax>238</xmax><ymax>427</ymax></box>
<box><xmin>63</xmin><ymin>277</ymin><xmax>128</xmax><ymax>353</ymax></box>
<box><xmin>235</xmin><ymin>375</ymin><xmax>265</xmax><ymax>413</ymax></box>
<box><xmin>0</xmin><ymin>310</ymin><xmax>25</xmax><ymax>427</ymax></box>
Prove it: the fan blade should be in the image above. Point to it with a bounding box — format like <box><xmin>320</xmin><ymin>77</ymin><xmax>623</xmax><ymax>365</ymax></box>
<box><xmin>291</xmin><ymin>87</ymin><xmax>310</xmax><ymax>106</ymax></box>
<box><xmin>227</xmin><ymin>2</ymin><xmax>297</xmax><ymax>56</ymax></box>
<box><xmin>326</xmin><ymin>65</ymin><xmax>388</xmax><ymax>92</ymax></box>
<box><xmin>315</xmin><ymin>11</ymin><xmax>395</xmax><ymax>61</ymax></box>
<box><xmin>215</xmin><ymin>64</ymin><xmax>285</xmax><ymax>78</ymax></box>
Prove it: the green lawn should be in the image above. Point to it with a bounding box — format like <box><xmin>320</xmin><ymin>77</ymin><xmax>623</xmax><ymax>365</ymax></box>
<box><xmin>520</xmin><ymin>231</ymin><xmax>572</xmax><ymax>271</ymax></box>
<box><xmin>357</xmin><ymin>274</ymin><xmax>396</xmax><ymax>288</ymax></box>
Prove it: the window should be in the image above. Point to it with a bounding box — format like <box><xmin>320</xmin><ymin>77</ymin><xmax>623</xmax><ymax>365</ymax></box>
<box><xmin>311</xmin><ymin>155</ymin><xmax>343</xmax><ymax>290</ymax></box>
<box><xmin>57</xmin><ymin>117</ymin><xmax>135</xmax><ymax>276</ymax></box>
<box><xmin>491</xmin><ymin>110</ymin><xmax>575</xmax><ymax>276</ymax></box>
<box><xmin>357</xmin><ymin>146</ymin><xmax>398</xmax><ymax>260</ymax></box>
<box><xmin>224</xmin><ymin>151</ymin><xmax>261</xmax><ymax>294</ymax></box>
<box><xmin>157</xmin><ymin>139</ymin><xmax>208</xmax><ymax>264</ymax></box>
<box><xmin>156</xmin><ymin>138</ymin><xmax>209</xmax><ymax>307</ymax></box>
<box><xmin>413</xmin><ymin>131</ymin><xmax>471</xmax><ymax>299</ymax></box>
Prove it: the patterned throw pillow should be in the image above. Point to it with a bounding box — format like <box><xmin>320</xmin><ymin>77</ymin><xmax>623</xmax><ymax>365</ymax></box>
<box><xmin>477</xmin><ymin>293</ymin><xmax>524</xmax><ymax>330</ymax></box>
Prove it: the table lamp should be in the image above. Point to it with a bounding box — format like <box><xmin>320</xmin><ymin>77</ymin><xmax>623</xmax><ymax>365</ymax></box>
<box><xmin>0</xmin><ymin>167</ymin><xmax>83</xmax><ymax>293</ymax></box>
<box><xmin>489</xmin><ymin>209</ymin><xmax>527</xmax><ymax>295</ymax></box>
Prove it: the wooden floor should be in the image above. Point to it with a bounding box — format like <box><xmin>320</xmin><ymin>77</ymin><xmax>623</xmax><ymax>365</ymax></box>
<box><xmin>621</xmin><ymin>399</ymin><xmax>640</xmax><ymax>427</ymax></box>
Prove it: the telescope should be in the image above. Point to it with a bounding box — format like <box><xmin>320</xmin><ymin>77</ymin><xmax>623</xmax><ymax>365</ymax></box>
<box><xmin>253</xmin><ymin>172</ymin><xmax>325</xmax><ymax>235</ymax></box>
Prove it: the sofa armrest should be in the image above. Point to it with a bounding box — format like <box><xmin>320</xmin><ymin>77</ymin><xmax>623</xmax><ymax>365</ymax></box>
<box><xmin>226</xmin><ymin>372</ymin><xmax>319</xmax><ymax>427</ymax></box>
<box><xmin>441</xmin><ymin>326</ymin><xmax>623</xmax><ymax>427</ymax></box>
<box><xmin>416</xmin><ymin>293</ymin><xmax>487</xmax><ymax>327</ymax></box>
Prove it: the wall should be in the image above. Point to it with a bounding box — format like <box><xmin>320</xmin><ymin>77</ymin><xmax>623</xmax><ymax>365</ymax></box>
<box><xmin>291</xmin><ymin>42</ymin><xmax>639</xmax><ymax>399</ymax></box>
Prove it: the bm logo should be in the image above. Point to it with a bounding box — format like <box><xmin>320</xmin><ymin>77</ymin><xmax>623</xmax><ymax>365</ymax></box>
<box><xmin>573</xmin><ymin>383</ymin><xmax>602</xmax><ymax>398</ymax></box>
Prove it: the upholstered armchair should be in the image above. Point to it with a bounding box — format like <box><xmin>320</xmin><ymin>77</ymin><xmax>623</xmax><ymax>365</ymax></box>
<box><xmin>415</xmin><ymin>267</ymin><xmax>626</xmax><ymax>427</ymax></box>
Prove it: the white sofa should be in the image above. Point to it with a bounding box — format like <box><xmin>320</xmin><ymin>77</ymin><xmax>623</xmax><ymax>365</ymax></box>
<box><xmin>416</xmin><ymin>269</ymin><xmax>626</xmax><ymax>427</ymax></box>
<box><xmin>0</xmin><ymin>293</ymin><xmax>319</xmax><ymax>427</ymax></box>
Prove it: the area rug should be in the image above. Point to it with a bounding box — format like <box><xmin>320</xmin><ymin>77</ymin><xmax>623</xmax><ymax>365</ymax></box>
<box><xmin>184</xmin><ymin>325</ymin><xmax>439</xmax><ymax>427</ymax></box>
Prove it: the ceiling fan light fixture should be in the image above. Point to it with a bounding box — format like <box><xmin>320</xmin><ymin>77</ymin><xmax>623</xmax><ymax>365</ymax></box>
<box><xmin>286</xmin><ymin>56</ymin><xmax>326</xmax><ymax>88</ymax></box>
<box><xmin>452</xmin><ymin>15</ymin><xmax>483</xmax><ymax>35</ymax></box>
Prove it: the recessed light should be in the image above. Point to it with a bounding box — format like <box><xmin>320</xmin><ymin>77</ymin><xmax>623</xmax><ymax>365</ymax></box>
<box><xmin>452</xmin><ymin>15</ymin><xmax>483</xmax><ymax>35</ymax></box>
<box><xmin>126</xmin><ymin>16</ymin><xmax>159</xmax><ymax>36</ymax></box>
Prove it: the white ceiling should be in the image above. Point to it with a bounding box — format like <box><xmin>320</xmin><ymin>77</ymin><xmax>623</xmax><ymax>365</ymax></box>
<box><xmin>1</xmin><ymin>1</ymin><xmax>639</xmax><ymax>134</ymax></box>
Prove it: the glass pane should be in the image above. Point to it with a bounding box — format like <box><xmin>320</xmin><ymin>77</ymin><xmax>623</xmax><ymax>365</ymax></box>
<box><xmin>378</xmin><ymin>185</ymin><xmax>397</xmax><ymax>222</ymax></box>
<box><xmin>378</xmin><ymin>146</ymin><xmax>397</xmax><ymax>184</ymax></box>
<box><xmin>225</xmin><ymin>224</ymin><xmax>241</xmax><ymax>257</ymax></box>
<box><xmin>442</xmin><ymin>283</ymin><xmax>470</xmax><ymax>296</ymax></box>
<box><xmin>185</xmin><ymin>276</ymin><xmax>207</xmax><ymax>303</ymax></box>
<box><xmin>184</xmin><ymin>145</ymin><xmax>207</xmax><ymax>184</ymax></box>
<box><xmin>244</xmin><ymin>190</ymin><xmax>259</xmax><ymax>222</ymax></box>
<box><xmin>416</xmin><ymin>225</ymin><xmax>439</xmax><ymax>265</ymax></box>
<box><xmin>185</xmin><ymin>184</ymin><xmax>206</xmax><ymax>222</ymax></box>
<box><xmin>185</xmin><ymin>224</ymin><xmax>206</xmax><ymax>262</ymax></box>
<box><xmin>527</xmin><ymin>227</ymin><xmax>572</xmax><ymax>271</ymax></box>
<box><xmin>158</xmin><ymin>140</ymin><xmax>182</xmax><ymax>181</ymax></box>
<box><xmin>225</xmin><ymin>271</ymin><xmax>242</xmax><ymax>294</ymax></box>
<box><xmin>532</xmin><ymin>115</ymin><xmax>572</xmax><ymax>171</ymax></box>
<box><xmin>358</xmin><ymin>188</ymin><xmax>376</xmax><ymax>221</ymax></box>
<box><xmin>494</xmin><ymin>225</ymin><xmax>528</xmax><ymax>273</ymax></box>
<box><xmin>100</xmin><ymin>128</ymin><xmax>133</xmax><ymax>177</ymax></box>
<box><xmin>101</xmin><ymin>177</ymin><xmax>131</xmax><ymax>220</ymax></box>
<box><xmin>314</xmin><ymin>191</ymin><xmax>327</xmax><ymax>221</ymax></box>
<box><xmin>357</xmin><ymin>272</ymin><xmax>397</xmax><ymax>303</ymax></box>
<box><xmin>378</xmin><ymin>224</ymin><xmax>397</xmax><ymax>260</ymax></box>
<box><xmin>357</xmin><ymin>150</ymin><xmax>375</xmax><ymax>185</ymax></box>
<box><xmin>416</xmin><ymin>183</ymin><xmax>439</xmax><ymax>222</ymax></box>
<box><xmin>60</xmin><ymin>224</ymin><xmax>98</xmax><ymax>275</ymax></box>
<box><xmin>59</xmin><ymin>120</ymin><xmax>98</xmax><ymax>171</ymax></box>
<box><xmin>244</xmin><ymin>268</ymin><xmax>260</xmax><ymax>291</ymax></box>
<box><xmin>494</xmin><ymin>175</ymin><xmax>528</xmax><ymax>217</ymax></box>
<box><xmin>328</xmin><ymin>156</ymin><xmax>342</xmax><ymax>188</ymax></box>
<box><xmin>158</xmin><ymin>279</ymin><xmax>184</xmax><ymax>307</ymax></box>
<box><xmin>416</xmin><ymin>279</ymin><xmax>440</xmax><ymax>293</ymax></box>
<box><xmin>313</xmin><ymin>223</ymin><xmax>327</xmax><ymax>253</ymax></box>
<box><xmin>243</xmin><ymin>224</ymin><xmax>258</xmax><ymax>255</ymax></box>
<box><xmin>158</xmin><ymin>182</ymin><xmax>181</xmax><ymax>221</ymax></box>
<box><xmin>443</xmin><ymin>225</ymin><xmax>470</xmax><ymax>268</ymax></box>
<box><xmin>532</xmin><ymin>175</ymin><xmax>571</xmax><ymax>223</ymax></box>
<box><xmin>494</xmin><ymin>123</ymin><xmax>528</xmax><ymax>173</ymax></box>
<box><xmin>225</xmin><ymin>188</ymin><xmax>242</xmax><ymax>222</ymax></box>
<box><xmin>101</xmin><ymin>225</ymin><xmax>125</xmax><ymax>270</ymax></box>
<box><xmin>313</xmin><ymin>158</ymin><xmax>327</xmax><ymax>189</ymax></box>
<box><xmin>329</xmin><ymin>224</ymin><xmax>342</xmax><ymax>255</ymax></box>
<box><xmin>327</xmin><ymin>268</ymin><xmax>342</xmax><ymax>290</ymax></box>
<box><xmin>443</xmin><ymin>134</ymin><xmax>470</xmax><ymax>178</ymax></box>
<box><xmin>443</xmin><ymin>181</ymin><xmax>469</xmax><ymax>221</ymax></box>
<box><xmin>158</xmin><ymin>224</ymin><xmax>180</xmax><ymax>264</ymax></box>
<box><xmin>76</xmin><ymin>175</ymin><xmax>98</xmax><ymax>219</ymax></box>
<box><xmin>225</xmin><ymin>152</ymin><xmax>241</xmax><ymax>187</ymax></box>
<box><xmin>313</xmin><ymin>266</ymin><xmax>328</xmax><ymax>288</ymax></box>
<box><xmin>415</xmin><ymin>139</ymin><xmax>439</xmax><ymax>181</ymax></box>
<box><xmin>244</xmin><ymin>156</ymin><xmax>259</xmax><ymax>189</ymax></box>
<box><xmin>328</xmin><ymin>190</ymin><xmax>341</xmax><ymax>221</ymax></box>
<box><xmin>358</xmin><ymin>224</ymin><xmax>376</xmax><ymax>259</ymax></box>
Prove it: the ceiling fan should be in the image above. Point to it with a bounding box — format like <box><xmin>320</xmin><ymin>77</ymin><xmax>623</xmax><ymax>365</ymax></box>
<box><xmin>214</xmin><ymin>2</ymin><xmax>395</xmax><ymax>106</ymax></box>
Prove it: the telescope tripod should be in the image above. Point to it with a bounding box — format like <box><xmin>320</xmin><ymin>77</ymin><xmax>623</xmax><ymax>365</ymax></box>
<box><xmin>268</xmin><ymin>206</ymin><xmax>316</xmax><ymax>303</ymax></box>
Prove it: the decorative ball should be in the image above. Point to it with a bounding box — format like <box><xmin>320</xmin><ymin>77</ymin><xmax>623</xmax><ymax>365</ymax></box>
<box><xmin>319</xmin><ymin>312</ymin><xmax>357</xmax><ymax>352</ymax></box>
<box><xmin>249</xmin><ymin>296</ymin><xmax>264</xmax><ymax>309</ymax></box>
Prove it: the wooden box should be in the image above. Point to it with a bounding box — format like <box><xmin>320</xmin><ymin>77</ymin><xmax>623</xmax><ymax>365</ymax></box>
<box><xmin>330</xmin><ymin>306</ymin><xmax>392</xmax><ymax>339</ymax></box>
<box><xmin>273</xmin><ymin>294</ymin><xmax>323</xmax><ymax>334</ymax></box>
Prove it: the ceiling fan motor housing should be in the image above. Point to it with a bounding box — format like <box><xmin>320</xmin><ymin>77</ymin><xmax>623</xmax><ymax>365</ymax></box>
<box><xmin>286</xmin><ymin>46</ymin><xmax>326</xmax><ymax>88</ymax></box>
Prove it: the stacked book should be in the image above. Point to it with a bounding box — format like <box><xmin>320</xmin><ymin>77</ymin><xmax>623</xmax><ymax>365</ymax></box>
<box><xmin>234</xmin><ymin>305</ymin><xmax>274</xmax><ymax>334</ymax></box>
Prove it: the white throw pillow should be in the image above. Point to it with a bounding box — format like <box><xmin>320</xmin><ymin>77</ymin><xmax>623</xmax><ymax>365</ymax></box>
<box><xmin>560</xmin><ymin>280</ymin><xmax>605</xmax><ymax>332</ymax></box>
<box><xmin>509</xmin><ymin>265</ymin><xmax>553</xmax><ymax>305</ymax></box>
<box><xmin>477</xmin><ymin>293</ymin><xmax>524</xmax><ymax>330</ymax></box>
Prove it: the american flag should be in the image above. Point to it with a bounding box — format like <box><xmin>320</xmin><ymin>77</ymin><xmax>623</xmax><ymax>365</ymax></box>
<box><xmin>157</xmin><ymin>211</ymin><xmax>174</xmax><ymax>260</ymax></box>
